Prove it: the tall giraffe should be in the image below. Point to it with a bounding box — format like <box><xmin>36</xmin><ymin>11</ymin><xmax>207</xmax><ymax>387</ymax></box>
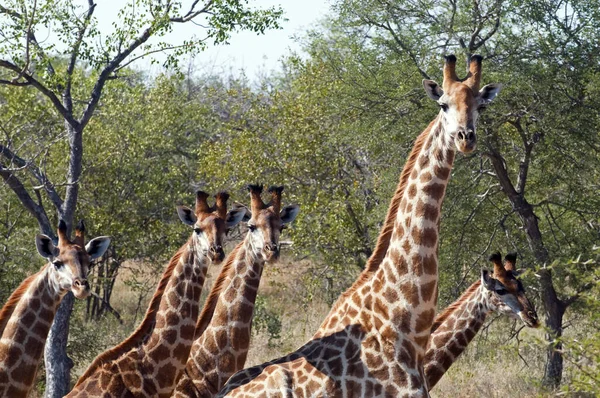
<box><xmin>67</xmin><ymin>191</ymin><xmax>245</xmax><ymax>398</ymax></box>
<box><xmin>217</xmin><ymin>55</ymin><xmax>502</xmax><ymax>397</ymax></box>
<box><xmin>173</xmin><ymin>185</ymin><xmax>300</xmax><ymax>398</ymax></box>
<box><xmin>0</xmin><ymin>220</ymin><xmax>110</xmax><ymax>398</ymax></box>
<box><xmin>424</xmin><ymin>252</ymin><xmax>539</xmax><ymax>390</ymax></box>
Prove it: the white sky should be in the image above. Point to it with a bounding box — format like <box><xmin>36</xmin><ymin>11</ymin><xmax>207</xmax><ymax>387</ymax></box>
<box><xmin>93</xmin><ymin>0</ymin><xmax>333</xmax><ymax>79</ymax></box>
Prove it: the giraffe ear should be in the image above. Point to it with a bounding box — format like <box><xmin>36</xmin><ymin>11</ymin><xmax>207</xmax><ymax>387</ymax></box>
<box><xmin>36</xmin><ymin>234</ymin><xmax>59</xmax><ymax>259</ymax></box>
<box><xmin>423</xmin><ymin>79</ymin><xmax>444</xmax><ymax>101</ymax></box>
<box><xmin>225</xmin><ymin>208</ymin><xmax>246</xmax><ymax>229</ymax></box>
<box><xmin>478</xmin><ymin>83</ymin><xmax>501</xmax><ymax>104</ymax></box>
<box><xmin>177</xmin><ymin>206</ymin><xmax>197</xmax><ymax>226</ymax></box>
<box><xmin>280</xmin><ymin>204</ymin><xmax>300</xmax><ymax>225</ymax></box>
<box><xmin>481</xmin><ymin>269</ymin><xmax>495</xmax><ymax>290</ymax></box>
<box><xmin>86</xmin><ymin>237</ymin><xmax>111</xmax><ymax>260</ymax></box>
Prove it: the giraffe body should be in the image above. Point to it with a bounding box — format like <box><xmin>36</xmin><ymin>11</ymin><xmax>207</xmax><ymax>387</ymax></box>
<box><xmin>0</xmin><ymin>221</ymin><xmax>110</xmax><ymax>398</ymax></box>
<box><xmin>217</xmin><ymin>55</ymin><xmax>501</xmax><ymax>397</ymax></box>
<box><xmin>174</xmin><ymin>185</ymin><xmax>299</xmax><ymax>398</ymax></box>
<box><xmin>69</xmin><ymin>192</ymin><xmax>244</xmax><ymax>398</ymax></box>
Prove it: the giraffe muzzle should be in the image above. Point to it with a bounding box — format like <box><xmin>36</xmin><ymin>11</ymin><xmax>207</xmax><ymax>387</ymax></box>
<box><xmin>456</xmin><ymin>128</ymin><xmax>477</xmax><ymax>153</ymax></box>
<box><xmin>72</xmin><ymin>279</ymin><xmax>91</xmax><ymax>298</ymax></box>
<box><xmin>210</xmin><ymin>245</ymin><xmax>225</xmax><ymax>263</ymax></box>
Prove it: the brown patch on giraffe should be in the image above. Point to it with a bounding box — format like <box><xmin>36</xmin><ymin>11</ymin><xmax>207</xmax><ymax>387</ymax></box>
<box><xmin>420</xmin><ymin>171</ymin><xmax>432</xmax><ymax>183</ymax></box>
<box><xmin>415</xmin><ymin>199</ymin><xmax>439</xmax><ymax>222</ymax></box>
<box><xmin>423</xmin><ymin>254</ymin><xmax>437</xmax><ymax>275</ymax></box>
<box><xmin>410</xmin><ymin>169</ymin><xmax>418</xmax><ymax>180</ymax></box>
<box><xmin>414</xmin><ymin>334</ymin><xmax>429</xmax><ymax>348</ymax></box>
<box><xmin>418</xmin><ymin>155</ymin><xmax>428</xmax><ymax>169</ymax></box>
<box><xmin>400</xmin><ymin>280</ymin><xmax>420</xmax><ymax>305</ymax></box>
<box><xmin>410</xmin><ymin>253</ymin><xmax>424</xmax><ymax>276</ymax></box>
<box><xmin>406</xmin><ymin>202</ymin><xmax>413</xmax><ymax>213</ymax></box>
<box><xmin>383</xmin><ymin>287</ymin><xmax>399</xmax><ymax>303</ymax></box>
<box><xmin>407</xmin><ymin>184</ymin><xmax>417</xmax><ymax>199</ymax></box>
<box><xmin>433</xmin><ymin>147</ymin><xmax>445</xmax><ymax>162</ymax></box>
<box><xmin>393</xmin><ymin>306</ymin><xmax>412</xmax><ymax>334</ymax></box>
<box><xmin>415</xmin><ymin>309</ymin><xmax>435</xmax><ymax>333</ymax></box>
<box><xmin>423</xmin><ymin>182</ymin><xmax>445</xmax><ymax>201</ymax></box>
<box><xmin>401</xmin><ymin>238</ymin><xmax>411</xmax><ymax>254</ymax></box>
<box><xmin>446</xmin><ymin>149</ymin><xmax>455</xmax><ymax>164</ymax></box>
<box><xmin>434</xmin><ymin>165</ymin><xmax>450</xmax><ymax>180</ymax></box>
<box><xmin>420</xmin><ymin>280</ymin><xmax>437</xmax><ymax>303</ymax></box>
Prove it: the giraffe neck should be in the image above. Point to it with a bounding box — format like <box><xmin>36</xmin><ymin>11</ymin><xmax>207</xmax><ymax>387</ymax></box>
<box><xmin>132</xmin><ymin>237</ymin><xmax>211</xmax><ymax>396</ymax></box>
<box><xmin>314</xmin><ymin>120</ymin><xmax>434</xmax><ymax>337</ymax></box>
<box><xmin>175</xmin><ymin>236</ymin><xmax>266</xmax><ymax>397</ymax></box>
<box><xmin>424</xmin><ymin>281</ymin><xmax>490</xmax><ymax>389</ymax></box>
<box><xmin>0</xmin><ymin>265</ymin><xmax>65</xmax><ymax>398</ymax></box>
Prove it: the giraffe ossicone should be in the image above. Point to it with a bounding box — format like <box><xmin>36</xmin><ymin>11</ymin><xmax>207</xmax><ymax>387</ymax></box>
<box><xmin>0</xmin><ymin>220</ymin><xmax>110</xmax><ymax>398</ymax></box>
<box><xmin>216</xmin><ymin>55</ymin><xmax>501</xmax><ymax>398</ymax></box>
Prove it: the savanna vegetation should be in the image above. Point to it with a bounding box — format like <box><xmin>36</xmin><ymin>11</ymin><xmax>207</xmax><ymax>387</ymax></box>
<box><xmin>0</xmin><ymin>0</ymin><xmax>599</xmax><ymax>396</ymax></box>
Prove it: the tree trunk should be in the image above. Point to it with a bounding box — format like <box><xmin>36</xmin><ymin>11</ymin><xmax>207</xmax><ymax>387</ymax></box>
<box><xmin>44</xmin><ymin>292</ymin><xmax>75</xmax><ymax>398</ymax></box>
<box><xmin>487</xmin><ymin>149</ymin><xmax>564</xmax><ymax>389</ymax></box>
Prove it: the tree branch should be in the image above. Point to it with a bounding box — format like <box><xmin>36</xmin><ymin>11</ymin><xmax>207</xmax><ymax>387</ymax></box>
<box><xmin>0</xmin><ymin>60</ymin><xmax>77</xmax><ymax>127</ymax></box>
<box><xmin>64</xmin><ymin>0</ymin><xmax>96</xmax><ymax>113</ymax></box>
<box><xmin>0</xmin><ymin>144</ymin><xmax>63</xmax><ymax>211</ymax></box>
<box><xmin>0</xmin><ymin>163</ymin><xmax>54</xmax><ymax>237</ymax></box>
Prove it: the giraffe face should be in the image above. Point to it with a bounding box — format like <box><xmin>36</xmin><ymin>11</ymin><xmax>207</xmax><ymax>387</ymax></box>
<box><xmin>35</xmin><ymin>232</ymin><xmax>110</xmax><ymax>299</ymax></box>
<box><xmin>177</xmin><ymin>203</ymin><xmax>246</xmax><ymax>263</ymax></box>
<box><xmin>481</xmin><ymin>269</ymin><xmax>539</xmax><ymax>328</ymax></box>
<box><xmin>423</xmin><ymin>78</ymin><xmax>501</xmax><ymax>154</ymax></box>
<box><xmin>245</xmin><ymin>204</ymin><xmax>300</xmax><ymax>262</ymax></box>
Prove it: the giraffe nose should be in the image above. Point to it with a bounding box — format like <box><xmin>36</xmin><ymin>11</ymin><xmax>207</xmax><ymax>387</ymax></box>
<box><xmin>456</xmin><ymin>128</ymin><xmax>477</xmax><ymax>151</ymax></box>
<box><xmin>73</xmin><ymin>279</ymin><xmax>90</xmax><ymax>290</ymax></box>
<box><xmin>210</xmin><ymin>245</ymin><xmax>225</xmax><ymax>262</ymax></box>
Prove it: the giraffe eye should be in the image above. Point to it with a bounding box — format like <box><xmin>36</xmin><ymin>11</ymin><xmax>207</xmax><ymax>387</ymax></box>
<box><xmin>439</xmin><ymin>103</ymin><xmax>449</xmax><ymax>112</ymax></box>
<box><xmin>248</xmin><ymin>224</ymin><xmax>257</xmax><ymax>232</ymax></box>
<box><xmin>53</xmin><ymin>260</ymin><xmax>64</xmax><ymax>268</ymax></box>
<box><xmin>495</xmin><ymin>288</ymin><xmax>508</xmax><ymax>295</ymax></box>
<box><xmin>194</xmin><ymin>228</ymin><xmax>202</xmax><ymax>235</ymax></box>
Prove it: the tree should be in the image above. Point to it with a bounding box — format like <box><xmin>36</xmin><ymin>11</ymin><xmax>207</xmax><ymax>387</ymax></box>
<box><xmin>0</xmin><ymin>1</ymin><xmax>283</xmax><ymax>395</ymax></box>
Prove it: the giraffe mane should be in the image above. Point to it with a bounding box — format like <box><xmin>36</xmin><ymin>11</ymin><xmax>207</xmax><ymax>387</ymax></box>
<box><xmin>322</xmin><ymin>119</ymin><xmax>436</xmax><ymax>316</ymax></box>
<box><xmin>0</xmin><ymin>268</ymin><xmax>43</xmax><ymax>336</ymax></box>
<box><xmin>430</xmin><ymin>279</ymin><xmax>482</xmax><ymax>333</ymax></box>
<box><xmin>74</xmin><ymin>240</ymin><xmax>190</xmax><ymax>386</ymax></box>
<box><xmin>192</xmin><ymin>241</ymin><xmax>244</xmax><ymax>339</ymax></box>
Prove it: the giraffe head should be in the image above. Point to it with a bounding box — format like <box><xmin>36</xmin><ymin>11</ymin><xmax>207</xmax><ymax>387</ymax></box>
<box><xmin>240</xmin><ymin>184</ymin><xmax>300</xmax><ymax>262</ymax></box>
<box><xmin>177</xmin><ymin>191</ymin><xmax>246</xmax><ymax>263</ymax></box>
<box><xmin>35</xmin><ymin>220</ymin><xmax>111</xmax><ymax>299</ymax></box>
<box><xmin>423</xmin><ymin>55</ymin><xmax>502</xmax><ymax>153</ymax></box>
<box><xmin>481</xmin><ymin>252</ymin><xmax>540</xmax><ymax>328</ymax></box>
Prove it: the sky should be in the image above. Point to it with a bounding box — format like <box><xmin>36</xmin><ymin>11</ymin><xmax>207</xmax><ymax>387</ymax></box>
<box><xmin>93</xmin><ymin>0</ymin><xmax>333</xmax><ymax>79</ymax></box>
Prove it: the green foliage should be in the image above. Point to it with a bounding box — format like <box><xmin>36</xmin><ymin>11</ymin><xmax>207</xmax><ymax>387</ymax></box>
<box><xmin>252</xmin><ymin>295</ymin><xmax>282</xmax><ymax>346</ymax></box>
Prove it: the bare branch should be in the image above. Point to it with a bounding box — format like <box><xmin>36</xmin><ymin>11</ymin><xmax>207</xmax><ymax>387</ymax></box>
<box><xmin>0</xmin><ymin>60</ymin><xmax>77</xmax><ymax>127</ymax></box>
<box><xmin>0</xmin><ymin>144</ymin><xmax>63</xmax><ymax>211</ymax></box>
<box><xmin>64</xmin><ymin>0</ymin><xmax>96</xmax><ymax>113</ymax></box>
<box><xmin>0</xmin><ymin>163</ymin><xmax>54</xmax><ymax>237</ymax></box>
<box><xmin>170</xmin><ymin>0</ymin><xmax>214</xmax><ymax>23</ymax></box>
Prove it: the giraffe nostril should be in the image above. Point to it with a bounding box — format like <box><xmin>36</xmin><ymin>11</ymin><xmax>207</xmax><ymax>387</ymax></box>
<box><xmin>457</xmin><ymin>131</ymin><xmax>465</xmax><ymax>140</ymax></box>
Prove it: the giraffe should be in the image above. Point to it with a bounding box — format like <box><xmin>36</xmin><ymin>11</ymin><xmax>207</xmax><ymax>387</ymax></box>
<box><xmin>0</xmin><ymin>220</ymin><xmax>110</xmax><ymax>398</ymax></box>
<box><xmin>67</xmin><ymin>191</ymin><xmax>245</xmax><ymax>398</ymax></box>
<box><xmin>217</xmin><ymin>55</ymin><xmax>502</xmax><ymax>397</ymax></box>
<box><xmin>424</xmin><ymin>251</ymin><xmax>539</xmax><ymax>390</ymax></box>
<box><xmin>173</xmin><ymin>185</ymin><xmax>300</xmax><ymax>398</ymax></box>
